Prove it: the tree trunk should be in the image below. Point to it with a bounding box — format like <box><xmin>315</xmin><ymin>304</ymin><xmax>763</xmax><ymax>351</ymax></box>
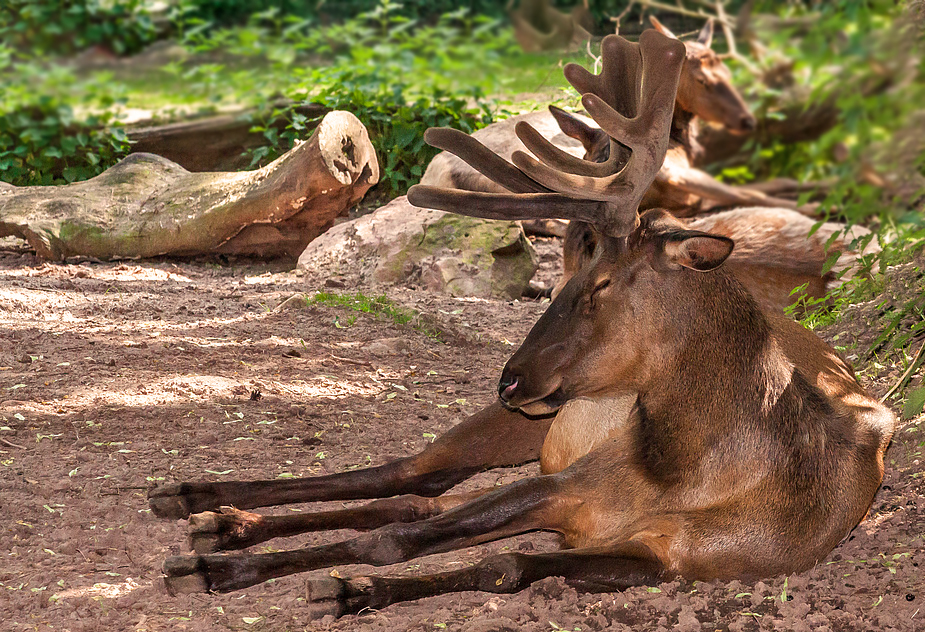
<box><xmin>0</xmin><ymin>111</ymin><xmax>377</xmax><ymax>260</ymax></box>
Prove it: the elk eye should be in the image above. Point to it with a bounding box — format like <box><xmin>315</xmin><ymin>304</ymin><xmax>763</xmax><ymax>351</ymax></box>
<box><xmin>589</xmin><ymin>279</ymin><xmax>611</xmax><ymax>307</ymax></box>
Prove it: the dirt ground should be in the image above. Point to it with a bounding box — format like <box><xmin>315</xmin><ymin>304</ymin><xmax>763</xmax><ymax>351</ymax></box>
<box><xmin>1</xmin><ymin>238</ymin><xmax>923</xmax><ymax>632</ymax></box>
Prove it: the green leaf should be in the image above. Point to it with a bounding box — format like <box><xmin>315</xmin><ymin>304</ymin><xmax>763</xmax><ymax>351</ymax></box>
<box><xmin>903</xmin><ymin>386</ymin><xmax>925</xmax><ymax>420</ymax></box>
<box><xmin>820</xmin><ymin>250</ymin><xmax>842</xmax><ymax>276</ymax></box>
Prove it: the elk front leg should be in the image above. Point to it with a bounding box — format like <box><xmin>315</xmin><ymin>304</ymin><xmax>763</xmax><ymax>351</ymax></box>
<box><xmin>163</xmin><ymin>475</ymin><xmax>576</xmax><ymax>594</ymax></box>
<box><xmin>301</xmin><ymin>542</ymin><xmax>667</xmax><ymax>619</ymax></box>
<box><xmin>658</xmin><ymin>165</ymin><xmax>814</xmax><ymax>215</ymax></box>
<box><xmin>187</xmin><ymin>490</ymin><xmax>490</xmax><ymax>553</ymax></box>
<box><xmin>149</xmin><ymin>401</ymin><xmax>553</xmax><ymax>519</ymax></box>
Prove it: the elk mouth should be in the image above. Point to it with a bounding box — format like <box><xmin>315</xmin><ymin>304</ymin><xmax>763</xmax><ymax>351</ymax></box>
<box><xmin>498</xmin><ymin>375</ymin><xmax>568</xmax><ymax>415</ymax></box>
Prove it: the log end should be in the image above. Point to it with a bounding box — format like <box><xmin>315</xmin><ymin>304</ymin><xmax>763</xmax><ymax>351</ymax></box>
<box><xmin>317</xmin><ymin>111</ymin><xmax>380</xmax><ymax>188</ymax></box>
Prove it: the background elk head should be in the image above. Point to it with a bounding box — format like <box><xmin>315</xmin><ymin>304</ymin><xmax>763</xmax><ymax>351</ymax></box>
<box><xmin>546</xmin><ymin>18</ymin><xmax>756</xmax><ymax>168</ymax></box>
<box><xmin>650</xmin><ymin>16</ymin><xmax>756</xmax><ymax>135</ymax></box>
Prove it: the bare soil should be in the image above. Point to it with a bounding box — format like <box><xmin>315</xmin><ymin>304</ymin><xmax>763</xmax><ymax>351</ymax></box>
<box><xmin>0</xmin><ymin>240</ymin><xmax>922</xmax><ymax>632</ymax></box>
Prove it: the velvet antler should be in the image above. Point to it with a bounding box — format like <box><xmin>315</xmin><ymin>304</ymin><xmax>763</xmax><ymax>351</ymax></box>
<box><xmin>407</xmin><ymin>30</ymin><xmax>684</xmax><ymax>237</ymax></box>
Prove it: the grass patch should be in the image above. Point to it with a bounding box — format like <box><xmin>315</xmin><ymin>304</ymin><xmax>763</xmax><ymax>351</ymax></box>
<box><xmin>306</xmin><ymin>291</ymin><xmax>444</xmax><ymax>341</ymax></box>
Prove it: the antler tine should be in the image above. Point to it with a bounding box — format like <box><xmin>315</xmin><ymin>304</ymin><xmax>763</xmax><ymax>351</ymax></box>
<box><xmin>513</xmin><ymin>118</ymin><xmax>624</xmax><ymax>179</ymax></box>
<box><xmin>422</xmin><ymin>128</ymin><xmax>550</xmax><ymax>194</ymax></box>
<box><xmin>511</xmin><ymin>30</ymin><xmax>684</xmax><ymax>234</ymax></box>
<box><xmin>565</xmin><ymin>33</ymin><xmax>643</xmax><ymax>120</ymax></box>
<box><xmin>406</xmin><ymin>187</ymin><xmax>606</xmax><ymax>223</ymax></box>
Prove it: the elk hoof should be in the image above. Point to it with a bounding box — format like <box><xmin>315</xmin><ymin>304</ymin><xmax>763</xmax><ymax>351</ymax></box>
<box><xmin>163</xmin><ymin>553</ymin><xmax>254</xmax><ymax>594</ymax></box>
<box><xmin>304</xmin><ymin>576</ymin><xmax>378</xmax><ymax>619</ymax></box>
<box><xmin>148</xmin><ymin>483</ymin><xmax>221</xmax><ymax>519</ymax></box>
<box><xmin>162</xmin><ymin>555</ymin><xmax>213</xmax><ymax>594</ymax></box>
<box><xmin>304</xmin><ymin>577</ymin><xmax>349</xmax><ymax>619</ymax></box>
<box><xmin>188</xmin><ymin>506</ymin><xmax>266</xmax><ymax>553</ymax></box>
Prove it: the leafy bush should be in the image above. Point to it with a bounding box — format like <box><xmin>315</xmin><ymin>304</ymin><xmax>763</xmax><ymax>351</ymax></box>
<box><xmin>248</xmin><ymin>67</ymin><xmax>493</xmax><ymax>198</ymax></box>
<box><xmin>0</xmin><ymin>95</ymin><xmax>130</xmax><ymax>186</ymax></box>
<box><xmin>0</xmin><ymin>59</ymin><xmax>131</xmax><ymax>186</ymax></box>
<box><xmin>0</xmin><ymin>0</ymin><xmax>158</xmax><ymax>58</ymax></box>
<box><xmin>173</xmin><ymin>0</ymin><xmax>508</xmax><ymax>27</ymax></box>
<box><xmin>727</xmin><ymin>0</ymin><xmax>924</xmax><ymax>224</ymax></box>
<box><xmin>235</xmin><ymin>3</ymin><xmax>507</xmax><ymax>198</ymax></box>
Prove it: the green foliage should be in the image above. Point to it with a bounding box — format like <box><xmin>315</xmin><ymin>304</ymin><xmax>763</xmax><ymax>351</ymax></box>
<box><xmin>236</xmin><ymin>3</ymin><xmax>506</xmax><ymax>197</ymax></box>
<box><xmin>176</xmin><ymin>0</ymin><xmax>508</xmax><ymax>25</ymax></box>
<box><xmin>729</xmin><ymin>0</ymin><xmax>924</xmax><ymax>224</ymax></box>
<box><xmin>788</xmin><ymin>216</ymin><xmax>925</xmax><ymax>330</ymax></box>
<box><xmin>249</xmin><ymin>68</ymin><xmax>493</xmax><ymax>197</ymax></box>
<box><xmin>0</xmin><ymin>0</ymin><xmax>158</xmax><ymax>58</ymax></box>
<box><xmin>0</xmin><ymin>65</ymin><xmax>130</xmax><ymax>186</ymax></box>
<box><xmin>0</xmin><ymin>99</ymin><xmax>130</xmax><ymax>186</ymax></box>
<box><xmin>306</xmin><ymin>291</ymin><xmax>444</xmax><ymax>339</ymax></box>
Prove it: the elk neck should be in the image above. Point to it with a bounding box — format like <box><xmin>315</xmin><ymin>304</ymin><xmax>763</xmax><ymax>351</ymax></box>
<box><xmin>669</xmin><ymin>106</ymin><xmax>703</xmax><ymax>164</ymax></box>
<box><xmin>632</xmin><ymin>267</ymin><xmax>802</xmax><ymax>448</ymax></box>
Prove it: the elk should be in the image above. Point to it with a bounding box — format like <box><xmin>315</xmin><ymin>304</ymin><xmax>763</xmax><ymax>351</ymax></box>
<box><xmin>149</xmin><ymin>31</ymin><xmax>896</xmax><ymax>618</ymax></box>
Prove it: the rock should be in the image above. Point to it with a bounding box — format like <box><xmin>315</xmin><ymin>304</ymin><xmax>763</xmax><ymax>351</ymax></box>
<box><xmin>364</xmin><ymin>337</ymin><xmax>410</xmax><ymax>356</ymax></box>
<box><xmin>298</xmin><ymin>196</ymin><xmax>537</xmax><ymax>299</ymax></box>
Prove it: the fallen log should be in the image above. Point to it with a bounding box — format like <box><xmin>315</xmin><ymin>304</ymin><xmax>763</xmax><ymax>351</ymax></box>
<box><xmin>0</xmin><ymin>111</ymin><xmax>377</xmax><ymax>260</ymax></box>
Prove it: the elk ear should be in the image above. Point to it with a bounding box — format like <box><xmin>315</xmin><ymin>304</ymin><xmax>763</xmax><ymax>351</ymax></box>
<box><xmin>697</xmin><ymin>19</ymin><xmax>714</xmax><ymax>48</ymax></box>
<box><xmin>549</xmin><ymin>105</ymin><xmax>608</xmax><ymax>156</ymax></box>
<box><xmin>660</xmin><ymin>231</ymin><xmax>734</xmax><ymax>272</ymax></box>
<box><xmin>649</xmin><ymin>16</ymin><xmax>677</xmax><ymax>39</ymax></box>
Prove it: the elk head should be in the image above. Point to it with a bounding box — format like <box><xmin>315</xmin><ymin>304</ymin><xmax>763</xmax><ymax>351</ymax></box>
<box><xmin>497</xmin><ymin>210</ymin><xmax>733</xmax><ymax>415</ymax></box>
<box><xmin>408</xmin><ymin>30</ymin><xmax>730</xmax><ymax>413</ymax></box>
<box><xmin>649</xmin><ymin>16</ymin><xmax>756</xmax><ymax>135</ymax></box>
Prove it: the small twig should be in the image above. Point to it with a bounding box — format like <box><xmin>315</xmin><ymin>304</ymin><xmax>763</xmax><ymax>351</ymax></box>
<box><xmin>635</xmin><ymin>0</ymin><xmax>734</xmax><ymax>27</ymax></box>
<box><xmin>880</xmin><ymin>338</ymin><xmax>925</xmax><ymax>403</ymax></box>
<box><xmin>329</xmin><ymin>354</ymin><xmax>372</xmax><ymax>367</ymax></box>
<box><xmin>610</xmin><ymin>0</ymin><xmax>636</xmax><ymax>34</ymax></box>
<box><xmin>0</xmin><ymin>437</ymin><xmax>27</xmax><ymax>450</ymax></box>
<box><xmin>586</xmin><ymin>38</ymin><xmax>602</xmax><ymax>73</ymax></box>
<box><xmin>714</xmin><ymin>0</ymin><xmax>760</xmax><ymax>74</ymax></box>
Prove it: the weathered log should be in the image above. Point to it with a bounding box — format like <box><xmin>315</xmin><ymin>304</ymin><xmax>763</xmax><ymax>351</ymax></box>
<box><xmin>0</xmin><ymin>111</ymin><xmax>377</xmax><ymax>260</ymax></box>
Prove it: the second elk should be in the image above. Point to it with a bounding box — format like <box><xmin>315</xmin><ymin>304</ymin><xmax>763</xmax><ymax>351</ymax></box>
<box><xmin>149</xmin><ymin>31</ymin><xmax>896</xmax><ymax>618</ymax></box>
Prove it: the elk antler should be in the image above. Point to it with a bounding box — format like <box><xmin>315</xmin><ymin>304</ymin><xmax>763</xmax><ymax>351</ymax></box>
<box><xmin>407</xmin><ymin>30</ymin><xmax>685</xmax><ymax>237</ymax></box>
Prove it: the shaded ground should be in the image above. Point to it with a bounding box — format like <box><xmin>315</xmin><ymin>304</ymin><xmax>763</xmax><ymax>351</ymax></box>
<box><xmin>0</xmin><ymin>242</ymin><xmax>922</xmax><ymax>632</ymax></box>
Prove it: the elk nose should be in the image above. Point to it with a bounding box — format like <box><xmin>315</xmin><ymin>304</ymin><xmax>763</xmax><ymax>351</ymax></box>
<box><xmin>498</xmin><ymin>373</ymin><xmax>520</xmax><ymax>403</ymax></box>
<box><xmin>740</xmin><ymin>115</ymin><xmax>756</xmax><ymax>132</ymax></box>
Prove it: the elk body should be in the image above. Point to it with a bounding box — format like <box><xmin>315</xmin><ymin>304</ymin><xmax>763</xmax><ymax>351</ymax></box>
<box><xmin>149</xmin><ymin>31</ymin><xmax>896</xmax><ymax>617</ymax></box>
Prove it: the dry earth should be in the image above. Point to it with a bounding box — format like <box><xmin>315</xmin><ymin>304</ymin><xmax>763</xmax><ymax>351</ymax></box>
<box><xmin>0</xmin><ymin>239</ymin><xmax>922</xmax><ymax>632</ymax></box>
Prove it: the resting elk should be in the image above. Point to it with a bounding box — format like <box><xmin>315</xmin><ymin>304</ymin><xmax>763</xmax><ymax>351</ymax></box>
<box><xmin>149</xmin><ymin>31</ymin><xmax>896</xmax><ymax>618</ymax></box>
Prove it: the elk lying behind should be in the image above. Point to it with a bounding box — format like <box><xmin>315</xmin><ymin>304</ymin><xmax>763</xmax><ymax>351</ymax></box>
<box><xmin>148</xmin><ymin>31</ymin><xmax>896</xmax><ymax>618</ymax></box>
<box><xmin>558</xmin><ymin>207</ymin><xmax>880</xmax><ymax>310</ymax></box>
